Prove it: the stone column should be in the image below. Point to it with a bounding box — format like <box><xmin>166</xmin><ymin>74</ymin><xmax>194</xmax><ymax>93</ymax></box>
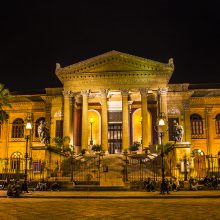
<box><xmin>63</xmin><ymin>91</ymin><xmax>74</xmax><ymax>142</ymax></box>
<box><xmin>206</xmin><ymin>107</ymin><xmax>214</xmax><ymax>155</ymax></box>
<box><xmin>100</xmin><ymin>89</ymin><xmax>109</xmax><ymax>153</ymax></box>
<box><xmin>121</xmin><ymin>89</ymin><xmax>129</xmax><ymax>151</ymax></box>
<box><xmin>158</xmin><ymin>88</ymin><xmax>169</xmax><ymax>144</ymax></box>
<box><xmin>81</xmin><ymin>90</ymin><xmax>89</xmax><ymax>149</ymax></box>
<box><xmin>183</xmin><ymin>102</ymin><xmax>191</xmax><ymax>142</ymax></box>
<box><xmin>140</xmin><ymin>88</ymin><xmax>149</xmax><ymax>149</ymax></box>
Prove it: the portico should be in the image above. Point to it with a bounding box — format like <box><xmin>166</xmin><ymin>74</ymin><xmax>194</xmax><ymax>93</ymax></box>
<box><xmin>55</xmin><ymin>50</ymin><xmax>174</xmax><ymax>153</ymax></box>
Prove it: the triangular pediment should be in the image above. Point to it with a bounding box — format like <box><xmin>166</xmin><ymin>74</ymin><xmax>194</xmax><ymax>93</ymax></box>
<box><xmin>55</xmin><ymin>51</ymin><xmax>174</xmax><ymax>90</ymax></box>
<box><xmin>56</xmin><ymin>50</ymin><xmax>174</xmax><ymax>77</ymax></box>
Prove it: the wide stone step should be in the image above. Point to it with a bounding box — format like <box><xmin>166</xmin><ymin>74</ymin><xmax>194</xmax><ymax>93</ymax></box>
<box><xmin>71</xmin><ymin>185</ymin><xmax>130</xmax><ymax>191</ymax></box>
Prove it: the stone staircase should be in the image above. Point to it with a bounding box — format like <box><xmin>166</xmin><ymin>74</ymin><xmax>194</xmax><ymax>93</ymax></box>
<box><xmin>100</xmin><ymin>154</ymin><xmax>125</xmax><ymax>186</ymax></box>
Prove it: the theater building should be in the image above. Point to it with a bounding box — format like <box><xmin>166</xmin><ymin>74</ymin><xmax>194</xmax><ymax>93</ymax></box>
<box><xmin>0</xmin><ymin>51</ymin><xmax>220</xmax><ymax>180</ymax></box>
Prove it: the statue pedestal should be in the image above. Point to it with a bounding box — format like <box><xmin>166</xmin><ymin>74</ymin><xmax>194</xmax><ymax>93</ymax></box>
<box><xmin>167</xmin><ymin>142</ymin><xmax>191</xmax><ymax>180</ymax></box>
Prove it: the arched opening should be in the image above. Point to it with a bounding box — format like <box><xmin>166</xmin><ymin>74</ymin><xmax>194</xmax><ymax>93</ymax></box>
<box><xmin>132</xmin><ymin>108</ymin><xmax>152</xmax><ymax>146</ymax></box>
<box><xmin>10</xmin><ymin>151</ymin><xmax>23</xmax><ymax>172</ymax></box>
<box><xmin>88</xmin><ymin>110</ymin><xmax>101</xmax><ymax>146</ymax></box>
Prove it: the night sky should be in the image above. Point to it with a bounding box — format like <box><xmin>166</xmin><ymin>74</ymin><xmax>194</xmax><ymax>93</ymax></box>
<box><xmin>1</xmin><ymin>1</ymin><xmax>220</xmax><ymax>92</ymax></box>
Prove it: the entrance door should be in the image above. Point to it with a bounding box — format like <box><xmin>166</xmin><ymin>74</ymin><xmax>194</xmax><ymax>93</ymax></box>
<box><xmin>108</xmin><ymin>124</ymin><xmax>122</xmax><ymax>154</ymax></box>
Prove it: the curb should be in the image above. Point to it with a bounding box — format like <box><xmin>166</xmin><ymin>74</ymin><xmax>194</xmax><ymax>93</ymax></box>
<box><xmin>1</xmin><ymin>195</ymin><xmax>220</xmax><ymax>199</ymax></box>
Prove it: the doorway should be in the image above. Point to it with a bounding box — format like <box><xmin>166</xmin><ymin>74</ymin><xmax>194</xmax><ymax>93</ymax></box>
<box><xmin>108</xmin><ymin>123</ymin><xmax>122</xmax><ymax>154</ymax></box>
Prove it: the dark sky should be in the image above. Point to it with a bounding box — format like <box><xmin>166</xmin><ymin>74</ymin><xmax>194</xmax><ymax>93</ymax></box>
<box><xmin>1</xmin><ymin>1</ymin><xmax>220</xmax><ymax>92</ymax></box>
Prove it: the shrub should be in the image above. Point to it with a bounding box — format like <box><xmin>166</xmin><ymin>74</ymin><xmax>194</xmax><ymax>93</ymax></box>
<box><xmin>91</xmin><ymin>144</ymin><xmax>102</xmax><ymax>152</ymax></box>
<box><xmin>129</xmin><ymin>145</ymin><xmax>139</xmax><ymax>152</ymax></box>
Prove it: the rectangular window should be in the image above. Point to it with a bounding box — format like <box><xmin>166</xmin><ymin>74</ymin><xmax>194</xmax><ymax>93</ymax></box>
<box><xmin>33</xmin><ymin>160</ymin><xmax>41</xmax><ymax>173</ymax></box>
<box><xmin>56</xmin><ymin>120</ymin><xmax>63</xmax><ymax>138</ymax></box>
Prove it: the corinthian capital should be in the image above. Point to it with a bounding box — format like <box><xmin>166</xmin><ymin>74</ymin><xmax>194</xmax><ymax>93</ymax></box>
<box><xmin>139</xmin><ymin>88</ymin><xmax>150</xmax><ymax>96</ymax></box>
<box><xmin>158</xmin><ymin>87</ymin><xmax>168</xmax><ymax>95</ymax></box>
<box><xmin>81</xmin><ymin>90</ymin><xmax>90</xmax><ymax>96</ymax></box>
<box><xmin>120</xmin><ymin>88</ymin><xmax>129</xmax><ymax>96</ymax></box>
<box><xmin>62</xmin><ymin>90</ymin><xmax>77</xmax><ymax>98</ymax></box>
<box><xmin>100</xmin><ymin>89</ymin><xmax>109</xmax><ymax>97</ymax></box>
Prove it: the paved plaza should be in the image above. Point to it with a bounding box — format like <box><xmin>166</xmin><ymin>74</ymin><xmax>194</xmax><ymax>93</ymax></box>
<box><xmin>0</xmin><ymin>190</ymin><xmax>220</xmax><ymax>219</ymax></box>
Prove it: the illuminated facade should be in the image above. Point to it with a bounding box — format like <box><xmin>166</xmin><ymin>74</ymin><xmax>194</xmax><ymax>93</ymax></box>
<box><xmin>0</xmin><ymin>51</ymin><xmax>220</xmax><ymax>180</ymax></box>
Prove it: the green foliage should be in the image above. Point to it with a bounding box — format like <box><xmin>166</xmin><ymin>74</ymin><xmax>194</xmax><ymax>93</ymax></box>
<box><xmin>0</xmin><ymin>83</ymin><xmax>11</xmax><ymax>123</ymax></box>
<box><xmin>80</xmin><ymin>149</ymin><xmax>86</xmax><ymax>156</ymax></box>
<box><xmin>156</xmin><ymin>142</ymin><xmax>174</xmax><ymax>155</ymax></box>
<box><xmin>129</xmin><ymin>141</ymin><xmax>141</xmax><ymax>152</ymax></box>
<box><xmin>129</xmin><ymin>144</ymin><xmax>139</xmax><ymax>152</ymax></box>
<box><xmin>51</xmin><ymin>136</ymin><xmax>73</xmax><ymax>154</ymax></box>
<box><xmin>91</xmin><ymin>144</ymin><xmax>102</xmax><ymax>152</ymax></box>
<box><xmin>0</xmin><ymin>110</ymin><xmax>9</xmax><ymax>122</ymax></box>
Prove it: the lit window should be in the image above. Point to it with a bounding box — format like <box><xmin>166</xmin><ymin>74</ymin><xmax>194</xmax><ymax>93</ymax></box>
<box><xmin>215</xmin><ymin>114</ymin><xmax>220</xmax><ymax>134</ymax></box>
<box><xmin>10</xmin><ymin>151</ymin><xmax>22</xmax><ymax>171</ymax></box>
<box><xmin>190</xmin><ymin>114</ymin><xmax>203</xmax><ymax>135</ymax></box>
<box><xmin>12</xmin><ymin>118</ymin><xmax>24</xmax><ymax>138</ymax></box>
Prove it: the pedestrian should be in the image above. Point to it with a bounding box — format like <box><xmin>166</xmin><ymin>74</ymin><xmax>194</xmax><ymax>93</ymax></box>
<box><xmin>172</xmin><ymin>177</ymin><xmax>180</xmax><ymax>191</ymax></box>
<box><xmin>211</xmin><ymin>175</ymin><xmax>218</xmax><ymax>190</ymax></box>
<box><xmin>191</xmin><ymin>179</ymin><xmax>199</xmax><ymax>191</ymax></box>
<box><xmin>189</xmin><ymin>176</ymin><xmax>193</xmax><ymax>190</ymax></box>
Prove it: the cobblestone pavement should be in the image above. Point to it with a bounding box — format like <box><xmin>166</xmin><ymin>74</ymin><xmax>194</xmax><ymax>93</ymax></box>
<box><xmin>0</xmin><ymin>197</ymin><xmax>219</xmax><ymax>220</ymax></box>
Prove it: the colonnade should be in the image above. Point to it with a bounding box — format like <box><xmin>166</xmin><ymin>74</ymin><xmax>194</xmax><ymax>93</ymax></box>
<box><xmin>63</xmin><ymin>88</ymin><xmax>168</xmax><ymax>153</ymax></box>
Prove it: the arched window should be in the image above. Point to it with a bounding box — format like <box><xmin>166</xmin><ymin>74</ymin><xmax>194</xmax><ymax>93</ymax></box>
<box><xmin>190</xmin><ymin>114</ymin><xmax>203</xmax><ymax>135</ymax></box>
<box><xmin>10</xmin><ymin>151</ymin><xmax>23</xmax><ymax>171</ymax></box>
<box><xmin>35</xmin><ymin>117</ymin><xmax>45</xmax><ymax>137</ymax></box>
<box><xmin>215</xmin><ymin>114</ymin><xmax>220</xmax><ymax>134</ymax></box>
<box><xmin>12</xmin><ymin>118</ymin><xmax>24</xmax><ymax>138</ymax></box>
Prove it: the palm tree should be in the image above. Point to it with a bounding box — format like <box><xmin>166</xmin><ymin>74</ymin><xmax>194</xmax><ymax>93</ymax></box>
<box><xmin>0</xmin><ymin>83</ymin><xmax>11</xmax><ymax>122</ymax></box>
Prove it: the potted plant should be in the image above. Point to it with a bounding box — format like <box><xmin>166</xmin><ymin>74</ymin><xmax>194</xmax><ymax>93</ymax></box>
<box><xmin>129</xmin><ymin>144</ymin><xmax>139</xmax><ymax>153</ymax></box>
<box><xmin>91</xmin><ymin>144</ymin><xmax>103</xmax><ymax>152</ymax></box>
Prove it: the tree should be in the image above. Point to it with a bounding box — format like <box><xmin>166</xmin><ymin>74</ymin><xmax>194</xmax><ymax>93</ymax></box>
<box><xmin>0</xmin><ymin>83</ymin><xmax>11</xmax><ymax>122</ymax></box>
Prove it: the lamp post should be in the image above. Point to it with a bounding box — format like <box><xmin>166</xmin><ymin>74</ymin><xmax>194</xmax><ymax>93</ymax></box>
<box><xmin>123</xmin><ymin>150</ymin><xmax>129</xmax><ymax>182</ymax></box>
<box><xmin>24</xmin><ymin>121</ymin><xmax>32</xmax><ymax>192</ymax></box>
<box><xmin>89</xmin><ymin>118</ymin><xmax>95</xmax><ymax>145</ymax></box>
<box><xmin>155</xmin><ymin>114</ymin><xmax>167</xmax><ymax>194</ymax></box>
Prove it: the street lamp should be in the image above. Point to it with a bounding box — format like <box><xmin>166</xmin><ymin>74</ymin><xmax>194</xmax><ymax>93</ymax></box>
<box><xmin>155</xmin><ymin>113</ymin><xmax>167</xmax><ymax>194</ymax></box>
<box><xmin>89</xmin><ymin>117</ymin><xmax>95</xmax><ymax>145</ymax></box>
<box><xmin>24</xmin><ymin>121</ymin><xmax>32</xmax><ymax>193</ymax></box>
<box><xmin>123</xmin><ymin>150</ymin><xmax>129</xmax><ymax>182</ymax></box>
